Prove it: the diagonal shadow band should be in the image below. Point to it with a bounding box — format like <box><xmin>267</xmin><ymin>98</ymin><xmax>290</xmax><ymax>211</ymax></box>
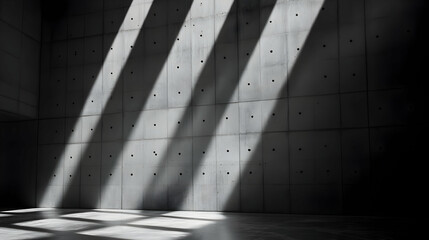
<box><xmin>139</xmin><ymin>0</ymin><xmax>277</xmax><ymax>210</ymax></box>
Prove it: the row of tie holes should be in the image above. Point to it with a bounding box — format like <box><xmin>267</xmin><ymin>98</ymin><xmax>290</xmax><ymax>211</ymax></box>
<box><xmin>52</xmin><ymin>146</ymin><xmax>279</xmax><ymax>178</ymax></box>
<box><xmin>63</xmin><ymin>71</ymin><xmax>372</xmax><ymax>115</ymax></box>
<box><xmin>64</xmin><ymin>33</ymin><xmax>379</xmax><ymax>61</ymax></box>
<box><xmin>57</xmin><ymin>168</ymin><xmax>353</xmax><ymax>178</ymax></box>
<box><xmin>54</xmin><ymin>168</ymin><xmax>359</xmax><ymax>179</ymax></box>
<box><xmin>59</xmin><ymin>107</ymin><xmax>319</xmax><ymax>134</ymax></box>
<box><xmin>57</xmin><ymin>170</ymin><xmax>248</xmax><ymax>178</ymax></box>
<box><xmin>64</xmin><ymin>70</ymin><xmax>357</xmax><ymax>105</ymax></box>
<box><xmin>59</xmin><ymin>94</ymin><xmax>381</xmax><ymax>133</ymax></box>
<box><xmin>64</xmin><ymin>70</ymin><xmax>358</xmax><ymax>104</ymax></box>
<box><xmin>52</xmin><ymin>142</ymin><xmax>357</xmax><ymax>178</ymax></box>
<box><xmin>67</xmin><ymin>111</ymin><xmax>276</xmax><ymax>133</ymax></box>
<box><xmin>59</xmin><ymin>38</ymin><xmax>358</xmax><ymax>60</ymax></box>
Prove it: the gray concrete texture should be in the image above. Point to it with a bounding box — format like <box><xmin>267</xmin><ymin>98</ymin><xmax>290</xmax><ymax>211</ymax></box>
<box><xmin>0</xmin><ymin>0</ymin><xmax>41</xmax><ymax>120</ymax></box>
<box><xmin>16</xmin><ymin>0</ymin><xmax>427</xmax><ymax>215</ymax></box>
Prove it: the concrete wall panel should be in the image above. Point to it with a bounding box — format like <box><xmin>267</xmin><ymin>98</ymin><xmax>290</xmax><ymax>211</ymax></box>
<box><xmin>38</xmin><ymin>119</ymin><xmax>65</xmax><ymax>144</ymax></box>
<box><xmin>263</xmin><ymin>132</ymin><xmax>289</xmax><ymax>185</ymax></box>
<box><xmin>341</xmin><ymin>129</ymin><xmax>370</xmax><ymax>185</ymax></box>
<box><xmin>193</xmin><ymin>136</ymin><xmax>216</xmax><ymax>166</ymax></box>
<box><xmin>216</xmin><ymin>103</ymin><xmax>239</xmax><ymax>135</ymax></box>
<box><xmin>238</xmin><ymin>39</ymin><xmax>261</xmax><ymax>101</ymax></box>
<box><xmin>239</xmin><ymin>101</ymin><xmax>262</xmax><ymax>133</ymax></box>
<box><xmin>168</xmin><ymin>138</ymin><xmax>192</xmax><ymax>167</ymax></box>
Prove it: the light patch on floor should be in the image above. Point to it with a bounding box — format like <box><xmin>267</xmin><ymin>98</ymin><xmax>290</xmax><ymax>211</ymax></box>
<box><xmin>162</xmin><ymin>211</ymin><xmax>226</xmax><ymax>220</ymax></box>
<box><xmin>62</xmin><ymin>211</ymin><xmax>144</xmax><ymax>222</ymax></box>
<box><xmin>0</xmin><ymin>227</ymin><xmax>51</xmax><ymax>240</ymax></box>
<box><xmin>79</xmin><ymin>225</ymin><xmax>188</xmax><ymax>240</ymax></box>
<box><xmin>130</xmin><ymin>216</ymin><xmax>214</xmax><ymax>230</ymax></box>
<box><xmin>14</xmin><ymin>218</ymin><xmax>99</xmax><ymax>231</ymax></box>
<box><xmin>2</xmin><ymin>208</ymin><xmax>54</xmax><ymax>214</ymax></box>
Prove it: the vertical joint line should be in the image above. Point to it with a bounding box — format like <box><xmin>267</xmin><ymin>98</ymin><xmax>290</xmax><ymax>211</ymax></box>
<box><xmin>335</xmin><ymin>0</ymin><xmax>345</xmax><ymax>214</ymax></box>
<box><xmin>362</xmin><ymin>0</ymin><xmax>373</xmax><ymax>214</ymax></box>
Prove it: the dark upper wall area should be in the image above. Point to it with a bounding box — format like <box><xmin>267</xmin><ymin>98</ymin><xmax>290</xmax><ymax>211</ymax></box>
<box><xmin>0</xmin><ymin>0</ymin><xmax>41</xmax><ymax>121</ymax></box>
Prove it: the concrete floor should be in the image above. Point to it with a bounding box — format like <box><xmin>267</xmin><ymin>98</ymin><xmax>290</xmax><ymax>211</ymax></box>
<box><xmin>0</xmin><ymin>208</ymin><xmax>416</xmax><ymax>240</ymax></box>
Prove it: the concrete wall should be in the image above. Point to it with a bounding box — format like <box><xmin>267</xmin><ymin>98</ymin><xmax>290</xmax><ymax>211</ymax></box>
<box><xmin>0</xmin><ymin>0</ymin><xmax>41</xmax><ymax>120</ymax></box>
<box><xmin>34</xmin><ymin>0</ymin><xmax>427</xmax><ymax>215</ymax></box>
<box><xmin>0</xmin><ymin>0</ymin><xmax>40</xmax><ymax>208</ymax></box>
